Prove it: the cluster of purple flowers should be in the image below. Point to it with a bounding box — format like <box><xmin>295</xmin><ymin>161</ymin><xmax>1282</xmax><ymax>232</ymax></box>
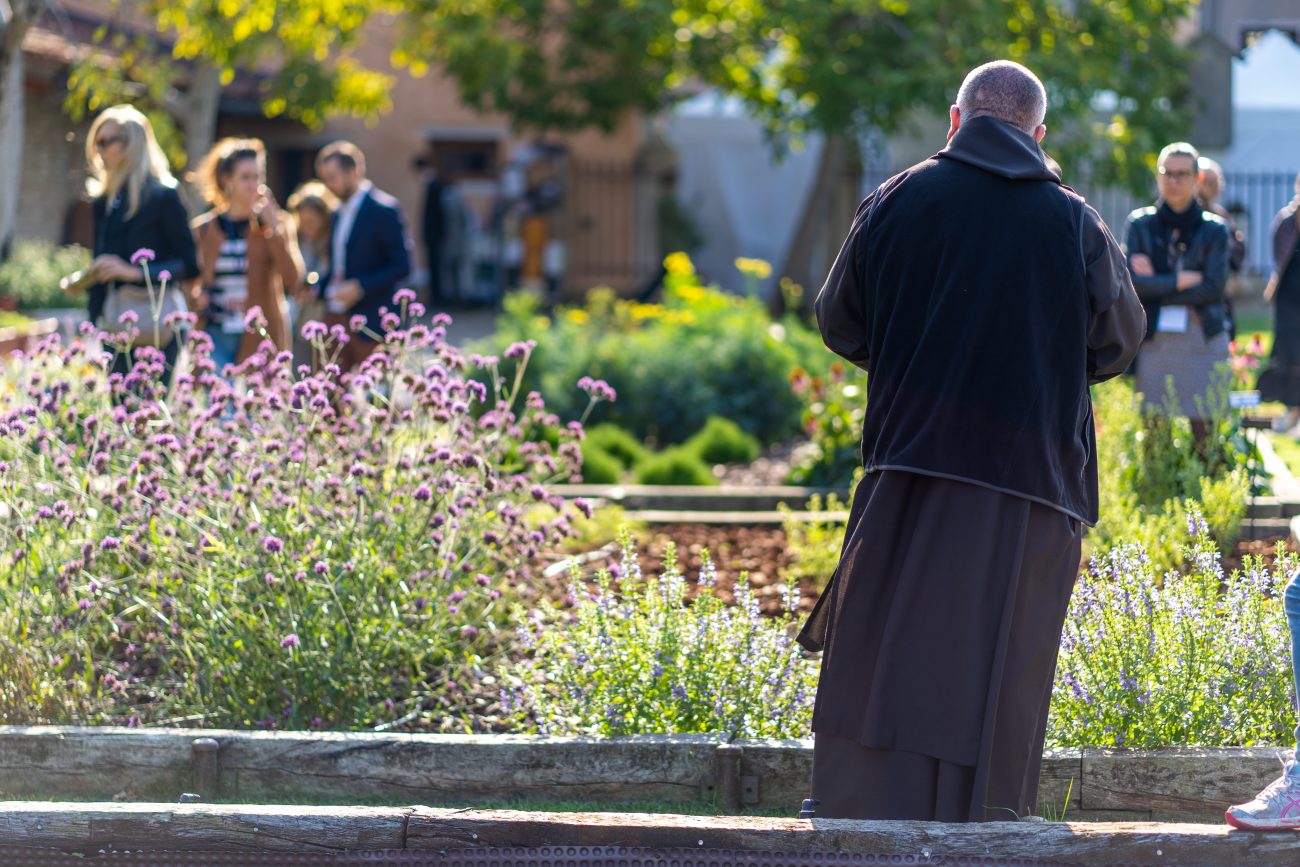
<box><xmin>1050</xmin><ymin>514</ymin><xmax>1297</xmax><ymax>749</ymax></box>
<box><xmin>0</xmin><ymin>305</ymin><xmax>616</xmax><ymax>730</ymax></box>
<box><xmin>506</xmin><ymin>535</ymin><xmax>816</xmax><ymax>739</ymax></box>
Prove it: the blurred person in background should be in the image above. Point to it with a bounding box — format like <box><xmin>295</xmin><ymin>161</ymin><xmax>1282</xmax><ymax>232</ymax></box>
<box><xmin>69</xmin><ymin>104</ymin><xmax>198</xmax><ymax>387</ymax></box>
<box><xmin>1124</xmin><ymin>142</ymin><xmax>1230</xmax><ymax>445</ymax></box>
<box><xmin>287</xmin><ymin>180</ymin><xmax>337</xmax><ymax>369</ymax></box>
<box><xmin>191</xmin><ymin>137</ymin><xmax>302</xmax><ymax>372</ymax></box>
<box><xmin>316</xmin><ymin>140</ymin><xmax>412</xmax><ymax>372</ymax></box>
<box><xmin>1259</xmin><ymin>173</ymin><xmax>1300</xmax><ymax>433</ymax></box>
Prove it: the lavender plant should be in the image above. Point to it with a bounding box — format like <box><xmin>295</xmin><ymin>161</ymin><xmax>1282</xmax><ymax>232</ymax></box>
<box><xmin>1048</xmin><ymin>513</ymin><xmax>1298</xmax><ymax>748</ymax></box>
<box><xmin>0</xmin><ymin>294</ymin><xmax>611</xmax><ymax>730</ymax></box>
<box><xmin>506</xmin><ymin>536</ymin><xmax>817</xmax><ymax>739</ymax></box>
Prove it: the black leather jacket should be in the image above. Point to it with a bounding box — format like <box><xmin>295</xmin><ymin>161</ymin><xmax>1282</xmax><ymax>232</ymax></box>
<box><xmin>1122</xmin><ymin>205</ymin><xmax>1230</xmax><ymax>340</ymax></box>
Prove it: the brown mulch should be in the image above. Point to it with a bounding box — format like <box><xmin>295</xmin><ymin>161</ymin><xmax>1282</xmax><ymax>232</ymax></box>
<box><xmin>529</xmin><ymin>523</ymin><xmax>817</xmax><ymax>617</ymax></box>
<box><xmin>1224</xmin><ymin>535</ymin><xmax>1296</xmax><ymax>575</ymax></box>
<box><xmin>712</xmin><ymin>440</ymin><xmax>819</xmax><ymax>486</ymax></box>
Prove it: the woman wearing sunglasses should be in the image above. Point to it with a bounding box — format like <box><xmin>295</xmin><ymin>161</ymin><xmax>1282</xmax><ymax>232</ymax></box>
<box><xmin>73</xmin><ymin>105</ymin><xmax>199</xmax><ymax>387</ymax></box>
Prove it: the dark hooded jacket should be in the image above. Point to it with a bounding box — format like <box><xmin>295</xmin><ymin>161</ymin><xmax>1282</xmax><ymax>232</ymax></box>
<box><xmin>1123</xmin><ymin>204</ymin><xmax>1230</xmax><ymax>341</ymax></box>
<box><xmin>815</xmin><ymin>115</ymin><xmax>1144</xmax><ymax>525</ymax></box>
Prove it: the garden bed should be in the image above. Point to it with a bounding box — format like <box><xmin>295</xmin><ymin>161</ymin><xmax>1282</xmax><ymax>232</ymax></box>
<box><xmin>4</xmin><ymin>802</ymin><xmax>1300</xmax><ymax>866</ymax></box>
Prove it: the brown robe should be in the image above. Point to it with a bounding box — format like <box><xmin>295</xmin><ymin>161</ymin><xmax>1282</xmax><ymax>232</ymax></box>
<box><xmin>800</xmin><ymin>469</ymin><xmax>1081</xmax><ymax>821</ymax></box>
<box><xmin>192</xmin><ymin>211</ymin><xmax>303</xmax><ymax>363</ymax></box>
<box><xmin>799</xmin><ymin>116</ymin><xmax>1143</xmax><ymax>823</ymax></box>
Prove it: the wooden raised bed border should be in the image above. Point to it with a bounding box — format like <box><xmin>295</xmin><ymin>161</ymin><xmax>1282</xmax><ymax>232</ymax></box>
<box><xmin>4</xmin><ymin>803</ymin><xmax>1300</xmax><ymax>866</ymax></box>
<box><xmin>0</xmin><ymin>727</ymin><xmax>1290</xmax><ymax>823</ymax></box>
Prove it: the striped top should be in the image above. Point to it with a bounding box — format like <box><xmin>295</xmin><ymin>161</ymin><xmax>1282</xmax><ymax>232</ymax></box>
<box><xmin>210</xmin><ymin>216</ymin><xmax>250</xmax><ymax>333</ymax></box>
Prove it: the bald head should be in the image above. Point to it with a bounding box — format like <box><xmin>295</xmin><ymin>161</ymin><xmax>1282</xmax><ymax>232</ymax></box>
<box><xmin>955</xmin><ymin>61</ymin><xmax>1047</xmax><ymax>136</ymax></box>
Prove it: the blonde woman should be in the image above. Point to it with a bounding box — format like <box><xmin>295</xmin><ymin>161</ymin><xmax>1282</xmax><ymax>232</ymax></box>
<box><xmin>80</xmin><ymin>105</ymin><xmax>198</xmax><ymax>383</ymax></box>
<box><xmin>191</xmin><ymin>138</ymin><xmax>303</xmax><ymax>372</ymax></box>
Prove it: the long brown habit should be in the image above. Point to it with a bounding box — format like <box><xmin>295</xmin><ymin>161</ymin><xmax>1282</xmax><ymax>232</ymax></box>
<box><xmin>800</xmin><ymin>115</ymin><xmax>1145</xmax><ymax>822</ymax></box>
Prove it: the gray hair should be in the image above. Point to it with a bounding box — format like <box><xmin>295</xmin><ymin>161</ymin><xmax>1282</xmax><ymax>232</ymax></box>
<box><xmin>1157</xmin><ymin>142</ymin><xmax>1199</xmax><ymax>167</ymax></box>
<box><xmin>956</xmin><ymin>61</ymin><xmax>1047</xmax><ymax>135</ymax></box>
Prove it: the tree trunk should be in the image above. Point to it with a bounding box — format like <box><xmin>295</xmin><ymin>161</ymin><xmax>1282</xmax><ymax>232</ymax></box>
<box><xmin>0</xmin><ymin>4</ymin><xmax>40</xmax><ymax>261</ymax></box>
<box><xmin>774</xmin><ymin>132</ymin><xmax>853</xmax><ymax>315</ymax></box>
<box><xmin>173</xmin><ymin>59</ymin><xmax>222</xmax><ymax>211</ymax></box>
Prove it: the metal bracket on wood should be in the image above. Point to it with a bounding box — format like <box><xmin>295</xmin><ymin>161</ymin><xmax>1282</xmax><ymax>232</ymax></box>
<box><xmin>190</xmin><ymin>737</ymin><xmax>221</xmax><ymax>798</ymax></box>
<box><xmin>715</xmin><ymin>743</ymin><xmax>743</xmax><ymax>813</ymax></box>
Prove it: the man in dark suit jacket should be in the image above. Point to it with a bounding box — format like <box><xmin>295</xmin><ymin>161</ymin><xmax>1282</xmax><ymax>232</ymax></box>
<box><xmin>316</xmin><ymin>140</ymin><xmax>412</xmax><ymax>370</ymax></box>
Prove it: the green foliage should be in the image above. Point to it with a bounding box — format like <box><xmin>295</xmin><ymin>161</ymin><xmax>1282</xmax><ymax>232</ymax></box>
<box><xmin>0</xmin><ymin>311</ymin><xmax>33</xmax><ymax>331</ymax></box>
<box><xmin>396</xmin><ymin>0</ymin><xmax>1193</xmax><ymax>191</ymax></box>
<box><xmin>0</xmin><ymin>242</ymin><xmax>89</xmax><ymax>311</ymax></box>
<box><xmin>484</xmin><ymin>256</ymin><xmax>827</xmax><ymax>446</ymax></box>
<box><xmin>633</xmin><ymin>446</ymin><xmax>717</xmax><ymax>487</ymax></box>
<box><xmin>686</xmin><ymin>416</ymin><xmax>760</xmax><ymax>465</ymax></box>
<box><xmin>579</xmin><ymin>442</ymin><xmax>624</xmax><ymax>484</ymax></box>
<box><xmin>66</xmin><ymin>1</ymin><xmax>395</xmax><ymax>165</ymax></box>
<box><xmin>779</xmin><ymin>491</ymin><xmax>851</xmax><ymax>592</ymax></box>
<box><xmin>506</xmin><ymin>540</ymin><xmax>816</xmax><ymax>738</ymax></box>
<box><xmin>1048</xmin><ymin>521</ymin><xmax>1298</xmax><ymax>748</ymax></box>
<box><xmin>786</xmin><ymin>363</ymin><xmax>865</xmax><ymax>487</ymax></box>
<box><xmin>1091</xmin><ymin>377</ymin><xmax>1256</xmax><ymax>573</ymax></box>
<box><xmin>563</xmin><ymin>508</ymin><xmax>648</xmax><ymax>554</ymax></box>
<box><xmin>585</xmin><ymin>423</ymin><xmax>650</xmax><ymax>470</ymax></box>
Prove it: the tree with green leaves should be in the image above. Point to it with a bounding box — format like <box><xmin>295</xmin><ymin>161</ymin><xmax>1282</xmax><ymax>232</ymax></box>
<box><xmin>395</xmin><ymin>0</ymin><xmax>1195</xmax><ymax>287</ymax></box>
<box><xmin>0</xmin><ymin>0</ymin><xmax>50</xmax><ymax>258</ymax></box>
<box><xmin>64</xmin><ymin>0</ymin><xmax>395</xmax><ymax>175</ymax></box>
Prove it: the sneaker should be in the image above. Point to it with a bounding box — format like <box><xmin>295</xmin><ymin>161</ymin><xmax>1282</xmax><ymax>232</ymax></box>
<box><xmin>1226</xmin><ymin>758</ymin><xmax>1300</xmax><ymax>831</ymax></box>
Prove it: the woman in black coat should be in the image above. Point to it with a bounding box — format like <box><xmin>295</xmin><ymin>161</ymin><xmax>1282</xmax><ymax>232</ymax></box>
<box><xmin>77</xmin><ymin>105</ymin><xmax>198</xmax><ymax>387</ymax></box>
<box><xmin>1123</xmin><ymin>141</ymin><xmax>1230</xmax><ymax>443</ymax></box>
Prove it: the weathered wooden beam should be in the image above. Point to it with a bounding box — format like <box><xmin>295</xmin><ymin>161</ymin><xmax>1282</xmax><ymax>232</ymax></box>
<box><xmin>0</xmin><ymin>727</ymin><xmax>722</xmax><ymax>804</ymax></box>
<box><xmin>0</xmin><ymin>802</ymin><xmax>408</xmax><ymax>852</ymax></box>
<box><xmin>408</xmin><ymin>808</ymin><xmax>1300</xmax><ymax>866</ymax></box>
<box><xmin>0</xmin><ymin>726</ymin><xmax>196</xmax><ymax>800</ymax></box>
<box><xmin>7</xmin><ymin>803</ymin><xmax>1300</xmax><ymax>865</ymax></box>
<box><xmin>1082</xmin><ymin>746</ymin><xmax>1284</xmax><ymax>819</ymax></box>
<box><xmin>219</xmin><ymin>731</ymin><xmax>720</xmax><ymax>803</ymax></box>
<box><xmin>0</xmin><ymin>727</ymin><xmax>1289</xmax><ymax>824</ymax></box>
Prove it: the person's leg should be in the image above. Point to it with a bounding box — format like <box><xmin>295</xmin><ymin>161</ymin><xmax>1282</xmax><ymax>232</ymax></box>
<box><xmin>1225</xmin><ymin>569</ymin><xmax>1300</xmax><ymax>829</ymax></box>
<box><xmin>1287</xmin><ymin>571</ymin><xmax>1300</xmax><ymax>762</ymax></box>
<box><xmin>204</xmin><ymin>324</ymin><xmax>241</xmax><ymax>377</ymax></box>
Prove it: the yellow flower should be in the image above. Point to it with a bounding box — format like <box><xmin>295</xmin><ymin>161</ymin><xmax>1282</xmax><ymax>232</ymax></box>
<box><xmin>565</xmin><ymin>309</ymin><xmax>590</xmax><ymax>325</ymax></box>
<box><xmin>664</xmin><ymin>252</ymin><xmax>695</xmax><ymax>277</ymax></box>
<box><xmin>734</xmin><ymin>257</ymin><xmax>773</xmax><ymax>280</ymax></box>
<box><xmin>630</xmin><ymin>303</ymin><xmax>664</xmax><ymax>321</ymax></box>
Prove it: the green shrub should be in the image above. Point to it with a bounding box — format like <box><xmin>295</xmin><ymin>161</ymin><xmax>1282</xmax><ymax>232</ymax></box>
<box><xmin>0</xmin><ymin>241</ymin><xmax>89</xmax><ymax>311</ymax></box>
<box><xmin>786</xmin><ymin>363</ymin><xmax>866</xmax><ymax>488</ymax></box>
<box><xmin>1049</xmin><ymin>517</ymin><xmax>1297</xmax><ymax>748</ymax></box>
<box><xmin>579</xmin><ymin>443</ymin><xmax>624</xmax><ymax>484</ymax></box>
<box><xmin>1090</xmin><ymin>376</ymin><xmax>1255</xmax><ymax>572</ymax></box>
<box><xmin>504</xmin><ymin>539</ymin><xmax>816</xmax><ymax>738</ymax></box>
<box><xmin>633</xmin><ymin>446</ymin><xmax>717</xmax><ymax>486</ymax></box>
<box><xmin>0</xmin><ymin>310</ymin><xmax>33</xmax><ymax>331</ymax></box>
<box><xmin>779</xmin><ymin>490</ymin><xmax>851</xmax><ymax>591</ymax></box>
<box><xmin>686</xmin><ymin>415</ymin><xmax>761</xmax><ymax>465</ymax></box>
<box><xmin>480</xmin><ymin>256</ymin><xmax>833</xmax><ymax>446</ymax></box>
<box><xmin>585</xmin><ymin>423</ymin><xmax>649</xmax><ymax>469</ymax></box>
